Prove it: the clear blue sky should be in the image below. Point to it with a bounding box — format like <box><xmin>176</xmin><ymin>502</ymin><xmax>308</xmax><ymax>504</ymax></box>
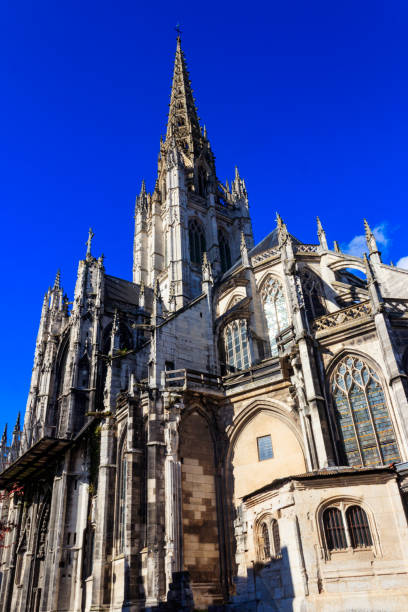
<box><xmin>1</xmin><ymin>1</ymin><xmax>407</xmax><ymax>436</ymax></box>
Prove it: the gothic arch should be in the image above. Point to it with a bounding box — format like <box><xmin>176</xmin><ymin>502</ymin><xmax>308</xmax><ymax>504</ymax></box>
<box><xmin>324</xmin><ymin>349</ymin><xmax>403</xmax><ymax>466</ymax></box>
<box><xmin>188</xmin><ymin>218</ymin><xmax>206</xmax><ymax>265</ymax></box>
<box><xmin>226</xmin><ymin>399</ymin><xmax>305</xmax><ymax>461</ymax></box>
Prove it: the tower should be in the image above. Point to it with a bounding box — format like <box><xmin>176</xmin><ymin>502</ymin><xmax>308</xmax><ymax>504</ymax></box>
<box><xmin>133</xmin><ymin>36</ymin><xmax>253</xmax><ymax>308</ymax></box>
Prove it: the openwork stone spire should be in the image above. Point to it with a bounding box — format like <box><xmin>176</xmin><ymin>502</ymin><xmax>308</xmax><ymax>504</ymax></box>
<box><xmin>165</xmin><ymin>36</ymin><xmax>203</xmax><ymax>160</ymax></box>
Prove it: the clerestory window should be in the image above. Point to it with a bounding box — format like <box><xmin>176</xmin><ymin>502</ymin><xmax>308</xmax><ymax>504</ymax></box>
<box><xmin>189</xmin><ymin>219</ymin><xmax>206</xmax><ymax>265</ymax></box>
<box><xmin>261</xmin><ymin>277</ymin><xmax>289</xmax><ymax>357</ymax></box>
<box><xmin>331</xmin><ymin>356</ymin><xmax>400</xmax><ymax>467</ymax></box>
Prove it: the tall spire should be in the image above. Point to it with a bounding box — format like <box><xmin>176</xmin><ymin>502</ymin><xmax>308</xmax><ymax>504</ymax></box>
<box><xmin>165</xmin><ymin>36</ymin><xmax>203</xmax><ymax>159</ymax></box>
<box><xmin>364</xmin><ymin>219</ymin><xmax>381</xmax><ymax>262</ymax></box>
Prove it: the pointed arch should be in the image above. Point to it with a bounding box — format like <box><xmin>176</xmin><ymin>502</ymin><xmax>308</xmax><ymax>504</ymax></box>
<box><xmin>328</xmin><ymin>353</ymin><xmax>401</xmax><ymax>467</ymax></box>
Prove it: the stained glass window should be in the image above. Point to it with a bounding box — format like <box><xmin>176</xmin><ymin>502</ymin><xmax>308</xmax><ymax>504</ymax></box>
<box><xmin>257</xmin><ymin>435</ymin><xmax>273</xmax><ymax>461</ymax></box>
<box><xmin>261</xmin><ymin>277</ymin><xmax>289</xmax><ymax>356</ymax></box>
<box><xmin>224</xmin><ymin>319</ymin><xmax>250</xmax><ymax>372</ymax></box>
<box><xmin>331</xmin><ymin>356</ymin><xmax>400</xmax><ymax>467</ymax></box>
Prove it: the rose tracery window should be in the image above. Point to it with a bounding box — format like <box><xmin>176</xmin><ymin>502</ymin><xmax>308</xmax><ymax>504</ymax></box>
<box><xmin>261</xmin><ymin>277</ymin><xmax>289</xmax><ymax>357</ymax></box>
<box><xmin>189</xmin><ymin>219</ymin><xmax>206</xmax><ymax>265</ymax></box>
<box><xmin>331</xmin><ymin>356</ymin><xmax>400</xmax><ymax>467</ymax></box>
<box><xmin>224</xmin><ymin>319</ymin><xmax>250</xmax><ymax>372</ymax></box>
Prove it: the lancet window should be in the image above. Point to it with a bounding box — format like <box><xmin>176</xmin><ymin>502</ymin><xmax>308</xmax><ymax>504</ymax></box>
<box><xmin>331</xmin><ymin>356</ymin><xmax>400</xmax><ymax>467</ymax></box>
<box><xmin>224</xmin><ymin>319</ymin><xmax>250</xmax><ymax>372</ymax></box>
<box><xmin>301</xmin><ymin>267</ymin><xmax>326</xmax><ymax>321</ymax></box>
<box><xmin>189</xmin><ymin>219</ymin><xmax>206</xmax><ymax>265</ymax></box>
<box><xmin>261</xmin><ymin>277</ymin><xmax>289</xmax><ymax>357</ymax></box>
<box><xmin>219</xmin><ymin>230</ymin><xmax>232</xmax><ymax>273</ymax></box>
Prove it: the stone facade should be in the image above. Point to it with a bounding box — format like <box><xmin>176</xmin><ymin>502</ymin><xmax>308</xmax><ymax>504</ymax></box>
<box><xmin>1</xmin><ymin>37</ymin><xmax>408</xmax><ymax>611</ymax></box>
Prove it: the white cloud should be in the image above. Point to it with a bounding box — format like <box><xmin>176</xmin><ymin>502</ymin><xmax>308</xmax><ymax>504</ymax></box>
<box><xmin>343</xmin><ymin>223</ymin><xmax>390</xmax><ymax>258</ymax></box>
<box><xmin>396</xmin><ymin>256</ymin><xmax>408</xmax><ymax>270</ymax></box>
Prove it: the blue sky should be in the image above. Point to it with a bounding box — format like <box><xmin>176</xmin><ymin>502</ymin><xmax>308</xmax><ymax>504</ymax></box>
<box><xmin>1</xmin><ymin>1</ymin><xmax>407</xmax><ymax>436</ymax></box>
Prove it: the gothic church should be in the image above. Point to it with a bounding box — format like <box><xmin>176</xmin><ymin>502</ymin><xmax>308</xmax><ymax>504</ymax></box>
<box><xmin>1</xmin><ymin>37</ymin><xmax>408</xmax><ymax>612</ymax></box>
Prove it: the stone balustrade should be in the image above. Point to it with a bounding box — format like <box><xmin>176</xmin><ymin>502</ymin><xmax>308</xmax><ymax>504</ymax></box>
<box><xmin>313</xmin><ymin>300</ymin><xmax>372</xmax><ymax>332</ymax></box>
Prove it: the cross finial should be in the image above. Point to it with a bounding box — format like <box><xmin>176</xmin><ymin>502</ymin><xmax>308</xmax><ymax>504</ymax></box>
<box><xmin>175</xmin><ymin>23</ymin><xmax>182</xmax><ymax>38</ymax></box>
<box><xmin>86</xmin><ymin>227</ymin><xmax>94</xmax><ymax>258</ymax></box>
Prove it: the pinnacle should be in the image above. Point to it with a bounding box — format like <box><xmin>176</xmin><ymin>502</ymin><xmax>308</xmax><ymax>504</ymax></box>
<box><xmin>54</xmin><ymin>269</ymin><xmax>61</xmax><ymax>290</ymax></box>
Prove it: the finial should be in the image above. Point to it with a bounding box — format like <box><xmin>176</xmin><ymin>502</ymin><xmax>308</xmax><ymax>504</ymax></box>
<box><xmin>203</xmin><ymin>125</ymin><xmax>207</xmax><ymax>139</ymax></box>
<box><xmin>276</xmin><ymin>212</ymin><xmax>283</xmax><ymax>229</ymax></box>
<box><xmin>317</xmin><ymin>216</ymin><xmax>323</xmax><ymax>232</ymax></box>
<box><xmin>54</xmin><ymin>269</ymin><xmax>61</xmax><ymax>290</ymax></box>
<box><xmin>225</xmin><ymin>179</ymin><xmax>230</xmax><ymax>192</ymax></box>
<box><xmin>86</xmin><ymin>227</ymin><xmax>94</xmax><ymax>258</ymax></box>
<box><xmin>333</xmin><ymin>240</ymin><xmax>341</xmax><ymax>253</ymax></box>
<box><xmin>390</xmin><ymin>260</ymin><xmax>394</xmax><ymax>267</ymax></box>
<box><xmin>316</xmin><ymin>216</ymin><xmax>328</xmax><ymax>249</ymax></box>
<box><xmin>175</xmin><ymin>23</ymin><xmax>182</xmax><ymax>41</ymax></box>
<box><xmin>140</xmin><ymin>179</ymin><xmax>146</xmax><ymax>197</ymax></box>
<box><xmin>363</xmin><ymin>218</ymin><xmax>381</xmax><ymax>260</ymax></box>
<box><xmin>235</xmin><ymin>166</ymin><xmax>240</xmax><ymax>181</ymax></box>
<box><xmin>1</xmin><ymin>423</ymin><xmax>7</xmax><ymax>444</ymax></box>
<box><xmin>154</xmin><ymin>278</ymin><xmax>161</xmax><ymax>300</ymax></box>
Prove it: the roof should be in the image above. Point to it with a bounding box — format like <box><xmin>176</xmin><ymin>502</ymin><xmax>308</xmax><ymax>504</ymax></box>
<box><xmin>242</xmin><ymin>465</ymin><xmax>395</xmax><ymax>501</ymax></box>
<box><xmin>105</xmin><ymin>275</ymin><xmax>152</xmax><ymax>308</ymax></box>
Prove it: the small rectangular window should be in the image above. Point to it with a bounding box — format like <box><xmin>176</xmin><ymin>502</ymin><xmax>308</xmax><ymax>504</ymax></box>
<box><xmin>257</xmin><ymin>435</ymin><xmax>273</xmax><ymax>461</ymax></box>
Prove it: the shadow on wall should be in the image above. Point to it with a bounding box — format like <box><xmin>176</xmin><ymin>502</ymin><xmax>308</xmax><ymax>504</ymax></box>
<box><xmin>222</xmin><ymin>546</ymin><xmax>294</xmax><ymax>612</ymax></box>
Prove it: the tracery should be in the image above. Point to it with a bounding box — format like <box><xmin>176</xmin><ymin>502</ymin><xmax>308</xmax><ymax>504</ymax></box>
<box><xmin>331</xmin><ymin>356</ymin><xmax>400</xmax><ymax>467</ymax></box>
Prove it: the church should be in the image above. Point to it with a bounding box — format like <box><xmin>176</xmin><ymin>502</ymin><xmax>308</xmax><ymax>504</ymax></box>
<box><xmin>1</xmin><ymin>36</ymin><xmax>408</xmax><ymax>612</ymax></box>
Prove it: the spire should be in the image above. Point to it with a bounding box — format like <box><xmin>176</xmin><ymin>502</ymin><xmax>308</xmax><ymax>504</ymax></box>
<box><xmin>1</xmin><ymin>423</ymin><xmax>7</xmax><ymax>446</ymax></box>
<box><xmin>364</xmin><ymin>219</ymin><xmax>381</xmax><ymax>262</ymax></box>
<box><xmin>165</xmin><ymin>36</ymin><xmax>203</xmax><ymax>159</ymax></box>
<box><xmin>135</xmin><ymin>180</ymin><xmax>148</xmax><ymax>212</ymax></box>
<box><xmin>276</xmin><ymin>212</ymin><xmax>288</xmax><ymax>246</ymax></box>
<box><xmin>202</xmin><ymin>252</ymin><xmax>213</xmax><ymax>284</ymax></box>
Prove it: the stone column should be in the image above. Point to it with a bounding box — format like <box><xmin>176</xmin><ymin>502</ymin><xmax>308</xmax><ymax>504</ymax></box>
<box><xmin>164</xmin><ymin>405</ymin><xmax>182</xmax><ymax>591</ymax></box>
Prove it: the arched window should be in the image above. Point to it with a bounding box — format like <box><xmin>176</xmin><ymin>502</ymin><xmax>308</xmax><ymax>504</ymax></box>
<box><xmin>219</xmin><ymin>230</ymin><xmax>232</xmax><ymax>273</ymax></box>
<box><xmin>271</xmin><ymin>519</ymin><xmax>281</xmax><ymax>556</ymax></box>
<box><xmin>331</xmin><ymin>356</ymin><xmax>400</xmax><ymax>467</ymax></box>
<box><xmin>261</xmin><ymin>523</ymin><xmax>271</xmax><ymax>559</ymax></box>
<box><xmin>257</xmin><ymin>517</ymin><xmax>281</xmax><ymax>561</ymax></box>
<box><xmin>323</xmin><ymin>507</ymin><xmax>347</xmax><ymax>550</ymax></box>
<box><xmin>261</xmin><ymin>277</ymin><xmax>289</xmax><ymax>357</ymax></box>
<box><xmin>117</xmin><ymin>446</ymin><xmax>127</xmax><ymax>553</ymax></box>
<box><xmin>189</xmin><ymin>219</ymin><xmax>206</xmax><ymax>265</ymax></box>
<box><xmin>346</xmin><ymin>506</ymin><xmax>372</xmax><ymax>548</ymax></box>
<box><xmin>301</xmin><ymin>267</ymin><xmax>326</xmax><ymax>321</ymax></box>
<box><xmin>224</xmin><ymin>319</ymin><xmax>250</xmax><ymax>372</ymax></box>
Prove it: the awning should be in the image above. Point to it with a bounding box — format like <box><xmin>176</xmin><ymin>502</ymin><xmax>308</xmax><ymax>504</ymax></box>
<box><xmin>0</xmin><ymin>437</ymin><xmax>72</xmax><ymax>488</ymax></box>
